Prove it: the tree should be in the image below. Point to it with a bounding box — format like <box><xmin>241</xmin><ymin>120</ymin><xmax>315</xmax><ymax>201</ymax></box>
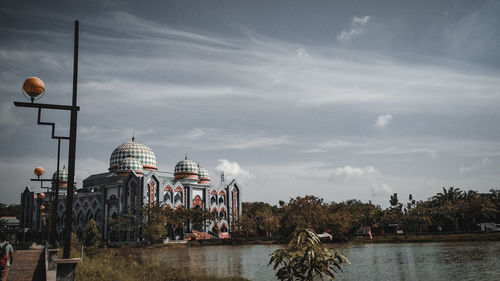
<box><xmin>188</xmin><ymin>208</ymin><xmax>213</xmax><ymax>231</ymax></box>
<box><xmin>242</xmin><ymin>202</ymin><xmax>280</xmax><ymax>236</ymax></box>
<box><xmin>0</xmin><ymin>204</ymin><xmax>20</xmax><ymax>217</ymax></box>
<box><xmin>280</xmin><ymin>196</ymin><xmax>329</xmax><ymax>236</ymax></box>
<box><xmin>269</xmin><ymin>227</ymin><xmax>349</xmax><ymax>281</ymax></box>
<box><xmin>84</xmin><ymin>219</ymin><xmax>101</xmax><ymax>248</ymax></box>
<box><xmin>0</xmin><ymin>218</ymin><xmax>6</xmax><ymax>232</ymax></box>
<box><xmin>143</xmin><ymin>205</ymin><xmax>167</xmax><ymax>242</ymax></box>
<box><xmin>240</xmin><ymin>213</ymin><xmax>258</xmax><ymax>237</ymax></box>
<box><xmin>433</xmin><ymin>187</ymin><xmax>464</xmax><ymax>203</ymax></box>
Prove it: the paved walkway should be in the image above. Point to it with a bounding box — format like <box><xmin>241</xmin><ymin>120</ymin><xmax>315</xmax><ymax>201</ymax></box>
<box><xmin>7</xmin><ymin>249</ymin><xmax>45</xmax><ymax>281</ymax></box>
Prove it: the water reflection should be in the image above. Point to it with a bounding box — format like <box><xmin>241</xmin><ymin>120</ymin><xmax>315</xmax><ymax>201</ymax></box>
<box><xmin>134</xmin><ymin>241</ymin><xmax>500</xmax><ymax>281</ymax></box>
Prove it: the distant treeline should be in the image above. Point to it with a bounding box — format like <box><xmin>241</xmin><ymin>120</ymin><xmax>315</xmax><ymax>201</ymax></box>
<box><xmin>0</xmin><ymin>203</ymin><xmax>20</xmax><ymax>217</ymax></box>
<box><xmin>239</xmin><ymin>188</ymin><xmax>500</xmax><ymax>239</ymax></box>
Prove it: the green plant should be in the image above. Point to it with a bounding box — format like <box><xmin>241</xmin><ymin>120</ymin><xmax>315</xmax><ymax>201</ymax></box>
<box><xmin>269</xmin><ymin>227</ymin><xmax>349</xmax><ymax>281</ymax></box>
<box><xmin>85</xmin><ymin>219</ymin><xmax>102</xmax><ymax>248</ymax></box>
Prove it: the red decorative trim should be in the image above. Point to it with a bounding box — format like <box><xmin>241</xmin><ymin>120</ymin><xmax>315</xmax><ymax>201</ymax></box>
<box><xmin>143</xmin><ymin>165</ymin><xmax>158</xmax><ymax>170</ymax></box>
<box><xmin>193</xmin><ymin>195</ymin><xmax>203</xmax><ymax>208</ymax></box>
<box><xmin>164</xmin><ymin>185</ymin><xmax>173</xmax><ymax>192</ymax></box>
<box><xmin>211</xmin><ymin>189</ymin><xmax>218</xmax><ymax>195</ymax></box>
<box><xmin>149</xmin><ymin>181</ymin><xmax>156</xmax><ymax>205</ymax></box>
<box><xmin>219</xmin><ymin>190</ymin><xmax>225</xmax><ymax>196</ymax></box>
<box><xmin>175</xmin><ymin>186</ymin><xmax>183</xmax><ymax>192</ymax></box>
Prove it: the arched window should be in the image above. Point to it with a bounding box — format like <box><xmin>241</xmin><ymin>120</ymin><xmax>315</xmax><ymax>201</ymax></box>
<box><xmin>78</xmin><ymin>210</ymin><xmax>85</xmax><ymax>225</ymax></box>
<box><xmin>221</xmin><ymin>223</ymin><xmax>228</xmax><ymax>233</ymax></box>
<box><xmin>164</xmin><ymin>190</ymin><xmax>172</xmax><ymax>202</ymax></box>
<box><xmin>219</xmin><ymin>209</ymin><xmax>226</xmax><ymax>219</ymax></box>
<box><xmin>219</xmin><ymin>196</ymin><xmax>224</xmax><ymax>205</ymax></box>
<box><xmin>211</xmin><ymin>195</ymin><xmax>217</xmax><ymax>206</ymax></box>
<box><xmin>129</xmin><ymin>182</ymin><xmax>136</xmax><ymax>211</ymax></box>
<box><xmin>95</xmin><ymin>209</ymin><xmax>101</xmax><ymax>223</ymax></box>
<box><xmin>174</xmin><ymin>191</ymin><xmax>183</xmax><ymax>204</ymax></box>
<box><xmin>86</xmin><ymin>211</ymin><xmax>93</xmax><ymax>224</ymax></box>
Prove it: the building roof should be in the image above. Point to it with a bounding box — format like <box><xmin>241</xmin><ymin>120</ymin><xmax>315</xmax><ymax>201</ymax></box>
<box><xmin>0</xmin><ymin>217</ymin><xmax>19</xmax><ymax>226</ymax></box>
<box><xmin>83</xmin><ymin>172</ymin><xmax>118</xmax><ymax>187</ymax></box>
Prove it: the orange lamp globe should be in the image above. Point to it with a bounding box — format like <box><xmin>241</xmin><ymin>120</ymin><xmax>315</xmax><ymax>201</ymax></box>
<box><xmin>34</xmin><ymin>166</ymin><xmax>44</xmax><ymax>177</ymax></box>
<box><xmin>41</xmin><ymin>212</ymin><xmax>46</xmax><ymax>217</ymax></box>
<box><xmin>22</xmin><ymin>77</ymin><xmax>45</xmax><ymax>98</ymax></box>
<box><xmin>40</xmin><ymin>205</ymin><xmax>45</xmax><ymax>210</ymax></box>
<box><xmin>38</xmin><ymin>192</ymin><xmax>45</xmax><ymax>199</ymax></box>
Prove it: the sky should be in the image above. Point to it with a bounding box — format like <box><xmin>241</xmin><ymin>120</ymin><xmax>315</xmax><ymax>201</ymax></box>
<box><xmin>1</xmin><ymin>0</ymin><xmax>499</xmax><ymax>207</ymax></box>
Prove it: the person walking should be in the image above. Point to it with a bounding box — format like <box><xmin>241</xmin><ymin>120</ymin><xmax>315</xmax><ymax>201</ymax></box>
<box><xmin>0</xmin><ymin>232</ymin><xmax>14</xmax><ymax>281</ymax></box>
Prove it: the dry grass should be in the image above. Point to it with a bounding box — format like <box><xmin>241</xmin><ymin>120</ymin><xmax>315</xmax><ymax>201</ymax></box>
<box><xmin>76</xmin><ymin>249</ymin><xmax>249</xmax><ymax>281</ymax></box>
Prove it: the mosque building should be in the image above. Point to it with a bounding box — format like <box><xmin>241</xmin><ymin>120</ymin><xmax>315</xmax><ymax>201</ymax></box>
<box><xmin>19</xmin><ymin>137</ymin><xmax>242</xmax><ymax>241</ymax></box>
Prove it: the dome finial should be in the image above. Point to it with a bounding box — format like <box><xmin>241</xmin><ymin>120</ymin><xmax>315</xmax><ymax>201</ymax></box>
<box><xmin>132</xmin><ymin>131</ymin><xmax>135</xmax><ymax>142</ymax></box>
<box><xmin>185</xmin><ymin>154</ymin><xmax>188</xmax><ymax>160</ymax></box>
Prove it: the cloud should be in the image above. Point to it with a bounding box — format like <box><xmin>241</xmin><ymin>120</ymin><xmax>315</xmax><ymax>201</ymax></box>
<box><xmin>338</xmin><ymin>16</ymin><xmax>371</xmax><ymax>43</ymax></box>
<box><xmin>375</xmin><ymin>114</ymin><xmax>393</xmax><ymax>128</ymax></box>
<box><xmin>459</xmin><ymin>158</ymin><xmax>493</xmax><ymax>175</ymax></box>
<box><xmin>358</xmin><ymin>147</ymin><xmax>438</xmax><ymax>159</ymax></box>
<box><xmin>0</xmin><ymin>102</ymin><xmax>24</xmax><ymax>141</ymax></box>
<box><xmin>148</xmin><ymin>129</ymin><xmax>291</xmax><ymax>151</ymax></box>
<box><xmin>216</xmin><ymin>159</ymin><xmax>253</xmax><ymax>181</ymax></box>
<box><xmin>371</xmin><ymin>183</ymin><xmax>393</xmax><ymax>197</ymax></box>
<box><xmin>296</xmin><ymin>48</ymin><xmax>309</xmax><ymax>57</ymax></box>
<box><xmin>184</xmin><ymin>128</ymin><xmax>207</xmax><ymax>140</ymax></box>
<box><xmin>334</xmin><ymin>165</ymin><xmax>378</xmax><ymax>181</ymax></box>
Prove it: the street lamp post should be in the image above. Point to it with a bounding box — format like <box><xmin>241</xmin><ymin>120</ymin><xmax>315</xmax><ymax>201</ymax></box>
<box><xmin>14</xmin><ymin>20</ymin><xmax>80</xmax><ymax>259</ymax></box>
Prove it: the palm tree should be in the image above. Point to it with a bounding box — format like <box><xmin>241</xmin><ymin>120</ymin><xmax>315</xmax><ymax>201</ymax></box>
<box><xmin>433</xmin><ymin>187</ymin><xmax>464</xmax><ymax>203</ymax></box>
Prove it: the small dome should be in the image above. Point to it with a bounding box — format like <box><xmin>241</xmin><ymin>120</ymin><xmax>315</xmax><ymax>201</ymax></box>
<box><xmin>52</xmin><ymin>166</ymin><xmax>69</xmax><ymax>182</ymax></box>
<box><xmin>117</xmin><ymin>157</ymin><xmax>143</xmax><ymax>173</ymax></box>
<box><xmin>174</xmin><ymin>156</ymin><xmax>199</xmax><ymax>181</ymax></box>
<box><xmin>198</xmin><ymin>166</ymin><xmax>210</xmax><ymax>184</ymax></box>
<box><xmin>51</xmin><ymin>166</ymin><xmax>75</xmax><ymax>189</ymax></box>
<box><xmin>109</xmin><ymin>138</ymin><xmax>157</xmax><ymax>171</ymax></box>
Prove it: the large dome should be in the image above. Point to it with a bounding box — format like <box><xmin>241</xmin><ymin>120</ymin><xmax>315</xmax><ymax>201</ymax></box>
<box><xmin>174</xmin><ymin>156</ymin><xmax>199</xmax><ymax>181</ymax></box>
<box><xmin>109</xmin><ymin>138</ymin><xmax>157</xmax><ymax>171</ymax></box>
<box><xmin>117</xmin><ymin>157</ymin><xmax>143</xmax><ymax>173</ymax></box>
<box><xmin>117</xmin><ymin>157</ymin><xmax>143</xmax><ymax>177</ymax></box>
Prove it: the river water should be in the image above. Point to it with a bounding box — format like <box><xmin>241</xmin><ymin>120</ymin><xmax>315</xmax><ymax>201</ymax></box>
<box><xmin>136</xmin><ymin>241</ymin><xmax>500</xmax><ymax>281</ymax></box>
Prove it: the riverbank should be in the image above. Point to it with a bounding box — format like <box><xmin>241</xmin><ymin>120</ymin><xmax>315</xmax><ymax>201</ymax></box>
<box><xmin>351</xmin><ymin>232</ymin><xmax>500</xmax><ymax>243</ymax></box>
<box><xmin>101</xmin><ymin>232</ymin><xmax>500</xmax><ymax>249</ymax></box>
<box><xmin>186</xmin><ymin>232</ymin><xmax>500</xmax><ymax>246</ymax></box>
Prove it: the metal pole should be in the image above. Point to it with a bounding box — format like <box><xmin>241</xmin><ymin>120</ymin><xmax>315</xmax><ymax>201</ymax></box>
<box><xmin>50</xmin><ymin>138</ymin><xmax>61</xmax><ymax>245</ymax></box>
<box><xmin>63</xmin><ymin>20</ymin><xmax>79</xmax><ymax>259</ymax></box>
